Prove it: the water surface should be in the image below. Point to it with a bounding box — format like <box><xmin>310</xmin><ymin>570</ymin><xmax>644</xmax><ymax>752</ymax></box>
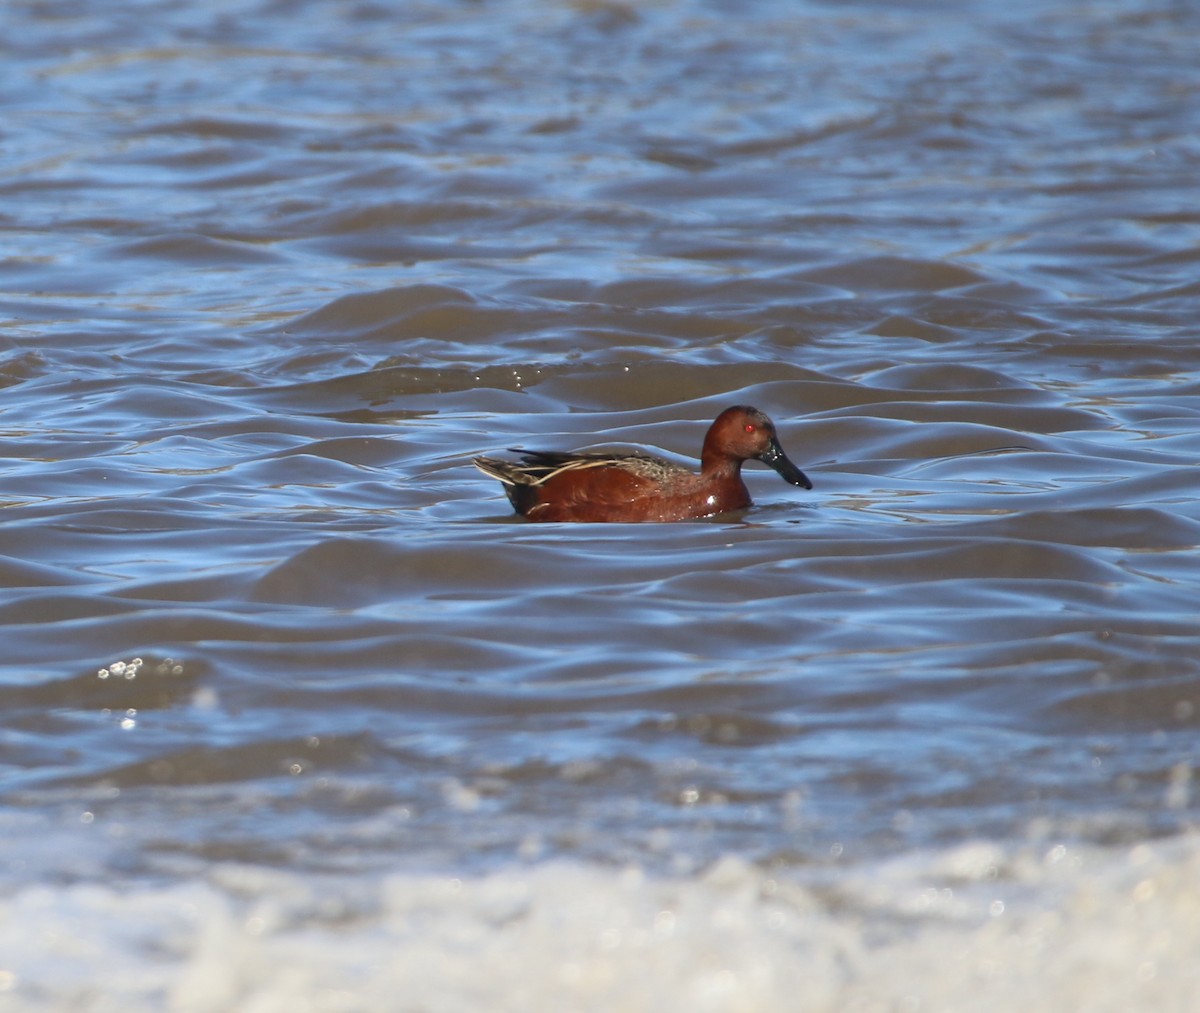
<box><xmin>1</xmin><ymin>1</ymin><xmax>1198</xmax><ymax>1009</ymax></box>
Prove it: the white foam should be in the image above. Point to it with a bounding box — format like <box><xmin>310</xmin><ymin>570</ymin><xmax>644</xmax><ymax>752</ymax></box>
<box><xmin>2</xmin><ymin>833</ymin><xmax>1198</xmax><ymax>1012</ymax></box>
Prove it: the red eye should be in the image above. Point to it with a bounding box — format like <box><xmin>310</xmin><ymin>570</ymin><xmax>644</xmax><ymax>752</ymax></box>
<box><xmin>744</xmin><ymin>423</ymin><xmax>755</xmax><ymax>433</ymax></box>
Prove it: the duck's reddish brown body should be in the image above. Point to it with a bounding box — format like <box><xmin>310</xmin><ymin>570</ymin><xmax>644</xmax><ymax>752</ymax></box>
<box><xmin>474</xmin><ymin>405</ymin><xmax>812</xmax><ymax>523</ymax></box>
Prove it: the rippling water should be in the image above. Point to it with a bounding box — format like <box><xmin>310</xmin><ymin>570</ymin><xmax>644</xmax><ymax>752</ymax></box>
<box><xmin>2</xmin><ymin>0</ymin><xmax>1199</xmax><ymax>1009</ymax></box>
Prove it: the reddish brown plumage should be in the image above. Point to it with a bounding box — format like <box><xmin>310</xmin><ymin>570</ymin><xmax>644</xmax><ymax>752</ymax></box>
<box><xmin>474</xmin><ymin>405</ymin><xmax>812</xmax><ymax>523</ymax></box>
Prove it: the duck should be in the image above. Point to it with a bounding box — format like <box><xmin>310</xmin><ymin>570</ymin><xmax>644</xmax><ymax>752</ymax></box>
<box><xmin>474</xmin><ymin>405</ymin><xmax>812</xmax><ymax>522</ymax></box>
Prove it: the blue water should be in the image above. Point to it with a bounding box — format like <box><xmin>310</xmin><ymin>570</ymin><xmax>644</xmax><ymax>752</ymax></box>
<box><xmin>1</xmin><ymin>1</ymin><xmax>1198</xmax><ymax>1008</ymax></box>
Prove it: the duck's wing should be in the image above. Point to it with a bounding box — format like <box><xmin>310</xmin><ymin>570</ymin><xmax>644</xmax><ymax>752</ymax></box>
<box><xmin>474</xmin><ymin>449</ymin><xmax>685</xmax><ymax>487</ymax></box>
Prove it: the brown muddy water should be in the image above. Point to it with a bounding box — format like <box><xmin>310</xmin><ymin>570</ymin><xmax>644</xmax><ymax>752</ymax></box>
<box><xmin>1</xmin><ymin>1</ymin><xmax>1199</xmax><ymax>1009</ymax></box>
